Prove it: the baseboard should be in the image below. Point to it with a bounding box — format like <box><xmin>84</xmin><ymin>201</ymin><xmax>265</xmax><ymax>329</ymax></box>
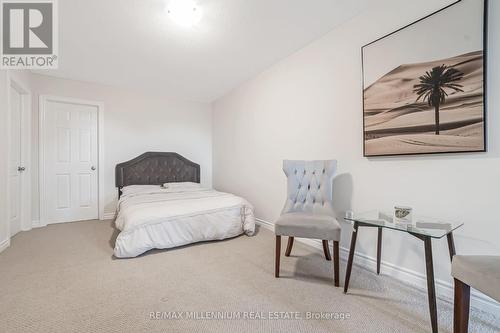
<box><xmin>0</xmin><ymin>238</ymin><xmax>10</xmax><ymax>253</ymax></box>
<box><xmin>102</xmin><ymin>212</ymin><xmax>116</xmax><ymax>220</ymax></box>
<box><xmin>34</xmin><ymin>214</ymin><xmax>115</xmax><ymax>225</ymax></box>
<box><xmin>256</xmin><ymin>218</ymin><xmax>499</xmax><ymax>316</ymax></box>
<box><xmin>31</xmin><ymin>214</ymin><xmax>115</xmax><ymax>226</ymax></box>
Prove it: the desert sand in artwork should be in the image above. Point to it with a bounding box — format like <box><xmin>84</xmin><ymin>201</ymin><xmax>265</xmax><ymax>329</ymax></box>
<box><xmin>364</xmin><ymin>51</ymin><xmax>484</xmax><ymax>156</ymax></box>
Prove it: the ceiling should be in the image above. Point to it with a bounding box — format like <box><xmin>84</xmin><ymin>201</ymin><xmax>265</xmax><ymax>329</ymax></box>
<box><xmin>35</xmin><ymin>0</ymin><xmax>370</xmax><ymax>102</ymax></box>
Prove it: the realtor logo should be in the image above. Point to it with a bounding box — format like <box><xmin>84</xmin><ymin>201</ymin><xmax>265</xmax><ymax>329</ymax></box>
<box><xmin>1</xmin><ymin>0</ymin><xmax>58</xmax><ymax>68</ymax></box>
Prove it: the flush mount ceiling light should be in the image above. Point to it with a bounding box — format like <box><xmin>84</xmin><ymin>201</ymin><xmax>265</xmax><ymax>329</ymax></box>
<box><xmin>167</xmin><ymin>0</ymin><xmax>202</xmax><ymax>28</ymax></box>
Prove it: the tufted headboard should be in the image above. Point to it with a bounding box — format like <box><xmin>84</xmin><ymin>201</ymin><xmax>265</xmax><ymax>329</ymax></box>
<box><xmin>115</xmin><ymin>152</ymin><xmax>200</xmax><ymax>196</ymax></box>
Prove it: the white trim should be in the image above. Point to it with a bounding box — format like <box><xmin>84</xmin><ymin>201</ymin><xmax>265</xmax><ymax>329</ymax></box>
<box><xmin>97</xmin><ymin>100</ymin><xmax>105</xmax><ymax>221</ymax></box>
<box><xmin>103</xmin><ymin>212</ymin><xmax>116</xmax><ymax>220</ymax></box>
<box><xmin>38</xmin><ymin>95</ymin><xmax>47</xmax><ymax>228</ymax></box>
<box><xmin>39</xmin><ymin>95</ymin><xmax>105</xmax><ymax>225</ymax></box>
<box><xmin>7</xmin><ymin>73</ymin><xmax>32</xmax><ymax>237</ymax></box>
<box><xmin>5</xmin><ymin>73</ymin><xmax>10</xmax><ymax>239</ymax></box>
<box><xmin>0</xmin><ymin>238</ymin><xmax>10</xmax><ymax>253</ymax></box>
<box><xmin>256</xmin><ymin>218</ymin><xmax>500</xmax><ymax>316</ymax></box>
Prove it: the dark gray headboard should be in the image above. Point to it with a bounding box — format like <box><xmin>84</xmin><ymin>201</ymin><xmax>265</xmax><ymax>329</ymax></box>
<box><xmin>115</xmin><ymin>152</ymin><xmax>200</xmax><ymax>196</ymax></box>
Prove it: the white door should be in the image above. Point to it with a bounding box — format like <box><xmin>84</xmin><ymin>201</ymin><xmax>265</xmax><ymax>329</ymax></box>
<box><xmin>43</xmin><ymin>100</ymin><xmax>99</xmax><ymax>224</ymax></box>
<box><xmin>9</xmin><ymin>87</ymin><xmax>23</xmax><ymax>236</ymax></box>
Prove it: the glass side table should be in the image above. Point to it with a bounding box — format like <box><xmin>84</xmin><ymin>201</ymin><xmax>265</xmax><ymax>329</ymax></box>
<box><xmin>344</xmin><ymin>210</ymin><xmax>464</xmax><ymax>333</ymax></box>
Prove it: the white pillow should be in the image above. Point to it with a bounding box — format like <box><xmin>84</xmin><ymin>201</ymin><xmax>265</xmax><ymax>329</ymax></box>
<box><xmin>163</xmin><ymin>182</ymin><xmax>202</xmax><ymax>189</ymax></box>
<box><xmin>121</xmin><ymin>185</ymin><xmax>163</xmax><ymax>196</ymax></box>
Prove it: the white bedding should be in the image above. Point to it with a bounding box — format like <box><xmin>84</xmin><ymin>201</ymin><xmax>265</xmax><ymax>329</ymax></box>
<box><xmin>114</xmin><ymin>186</ymin><xmax>255</xmax><ymax>258</ymax></box>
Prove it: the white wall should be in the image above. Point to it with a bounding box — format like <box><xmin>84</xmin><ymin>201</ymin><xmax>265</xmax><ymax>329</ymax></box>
<box><xmin>29</xmin><ymin>74</ymin><xmax>213</xmax><ymax>220</ymax></box>
<box><xmin>213</xmin><ymin>0</ymin><xmax>500</xmax><ymax>310</ymax></box>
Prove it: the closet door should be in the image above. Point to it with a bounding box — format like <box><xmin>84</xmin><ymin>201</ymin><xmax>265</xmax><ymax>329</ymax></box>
<box><xmin>43</xmin><ymin>99</ymin><xmax>99</xmax><ymax>224</ymax></box>
<box><xmin>8</xmin><ymin>86</ymin><xmax>23</xmax><ymax>236</ymax></box>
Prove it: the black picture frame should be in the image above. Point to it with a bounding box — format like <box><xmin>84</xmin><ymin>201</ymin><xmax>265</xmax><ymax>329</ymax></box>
<box><xmin>361</xmin><ymin>0</ymin><xmax>488</xmax><ymax>157</ymax></box>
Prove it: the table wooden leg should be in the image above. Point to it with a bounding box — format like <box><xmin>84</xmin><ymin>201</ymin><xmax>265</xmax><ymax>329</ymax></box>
<box><xmin>447</xmin><ymin>232</ymin><xmax>456</xmax><ymax>262</ymax></box>
<box><xmin>424</xmin><ymin>237</ymin><xmax>438</xmax><ymax>333</ymax></box>
<box><xmin>344</xmin><ymin>222</ymin><xmax>358</xmax><ymax>294</ymax></box>
<box><xmin>377</xmin><ymin>227</ymin><xmax>382</xmax><ymax>275</ymax></box>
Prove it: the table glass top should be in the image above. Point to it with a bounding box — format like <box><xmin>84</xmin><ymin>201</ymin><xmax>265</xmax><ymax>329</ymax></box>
<box><xmin>344</xmin><ymin>210</ymin><xmax>463</xmax><ymax>239</ymax></box>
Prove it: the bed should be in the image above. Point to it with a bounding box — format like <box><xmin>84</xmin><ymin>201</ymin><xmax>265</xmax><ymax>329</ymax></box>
<box><xmin>113</xmin><ymin>152</ymin><xmax>255</xmax><ymax>258</ymax></box>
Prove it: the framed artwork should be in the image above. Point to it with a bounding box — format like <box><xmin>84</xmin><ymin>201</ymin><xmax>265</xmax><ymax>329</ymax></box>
<box><xmin>362</xmin><ymin>0</ymin><xmax>487</xmax><ymax>157</ymax></box>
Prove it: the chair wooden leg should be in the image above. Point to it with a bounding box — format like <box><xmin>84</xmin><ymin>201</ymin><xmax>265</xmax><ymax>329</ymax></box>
<box><xmin>454</xmin><ymin>278</ymin><xmax>470</xmax><ymax>333</ymax></box>
<box><xmin>275</xmin><ymin>236</ymin><xmax>281</xmax><ymax>278</ymax></box>
<box><xmin>285</xmin><ymin>237</ymin><xmax>294</xmax><ymax>257</ymax></box>
<box><xmin>322</xmin><ymin>240</ymin><xmax>332</xmax><ymax>261</ymax></box>
<box><xmin>333</xmin><ymin>241</ymin><xmax>339</xmax><ymax>287</ymax></box>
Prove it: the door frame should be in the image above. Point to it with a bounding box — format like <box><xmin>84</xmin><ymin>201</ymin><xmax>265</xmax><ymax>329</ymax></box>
<box><xmin>6</xmin><ymin>73</ymin><xmax>32</xmax><ymax>234</ymax></box>
<box><xmin>39</xmin><ymin>95</ymin><xmax>105</xmax><ymax>226</ymax></box>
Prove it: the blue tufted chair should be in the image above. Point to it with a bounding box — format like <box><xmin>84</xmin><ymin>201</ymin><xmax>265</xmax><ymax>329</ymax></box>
<box><xmin>274</xmin><ymin>160</ymin><xmax>341</xmax><ymax>286</ymax></box>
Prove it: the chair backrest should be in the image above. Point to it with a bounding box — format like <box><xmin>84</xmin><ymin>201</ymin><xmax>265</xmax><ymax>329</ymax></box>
<box><xmin>281</xmin><ymin>160</ymin><xmax>337</xmax><ymax>216</ymax></box>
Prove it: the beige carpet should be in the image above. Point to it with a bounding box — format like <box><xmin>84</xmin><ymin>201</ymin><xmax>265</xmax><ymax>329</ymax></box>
<box><xmin>0</xmin><ymin>220</ymin><xmax>498</xmax><ymax>333</ymax></box>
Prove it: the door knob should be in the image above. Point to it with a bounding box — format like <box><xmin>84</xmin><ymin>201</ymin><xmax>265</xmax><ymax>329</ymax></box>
<box><xmin>17</xmin><ymin>166</ymin><xmax>26</xmax><ymax>172</ymax></box>
<box><xmin>91</xmin><ymin>166</ymin><xmax>96</xmax><ymax>171</ymax></box>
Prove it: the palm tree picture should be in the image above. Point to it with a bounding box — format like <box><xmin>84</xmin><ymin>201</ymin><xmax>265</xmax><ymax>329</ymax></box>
<box><xmin>362</xmin><ymin>0</ymin><xmax>485</xmax><ymax>156</ymax></box>
<box><xmin>413</xmin><ymin>65</ymin><xmax>464</xmax><ymax>135</ymax></box>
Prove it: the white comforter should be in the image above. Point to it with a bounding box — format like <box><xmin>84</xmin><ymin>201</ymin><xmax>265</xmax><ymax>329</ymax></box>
<box><xmin>114</xmin><ymin>187</ymin><xmax>255</xmax><ymax>258</ymax></box>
